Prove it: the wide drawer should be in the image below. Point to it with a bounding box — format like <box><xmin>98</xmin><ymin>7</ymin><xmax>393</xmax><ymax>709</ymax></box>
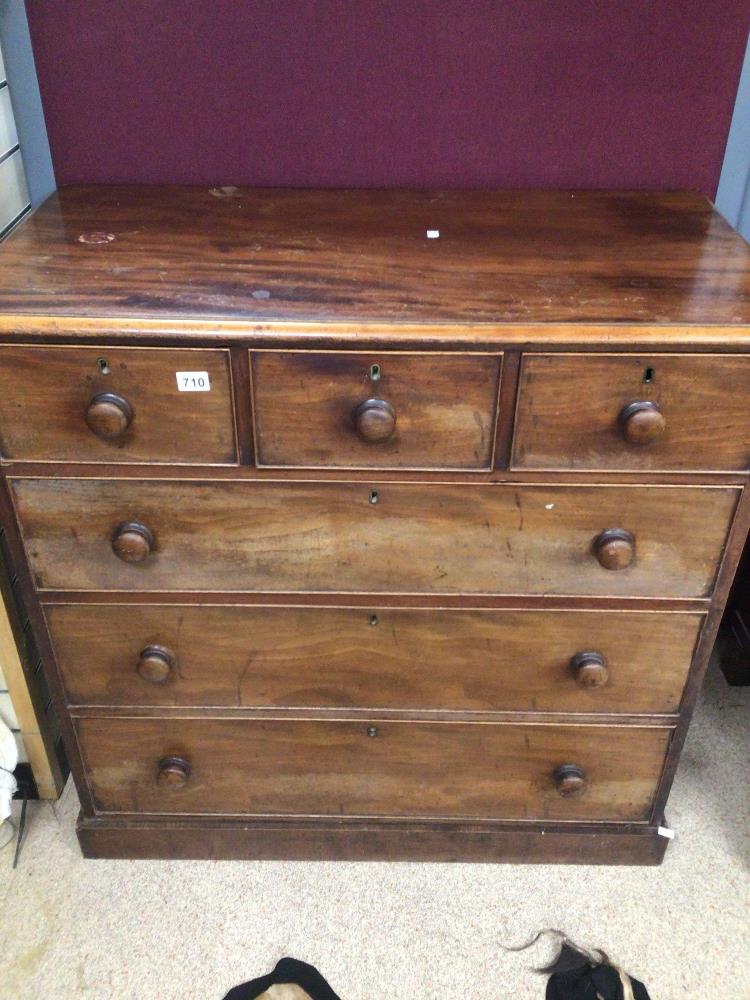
<box><xmin>76</xmin><ymin>716</ymin><xmax>670</xmax><ymax>821</ymax></box>
<box><xmin>0</xmin><ymin>345</ymin><xmax>237</xmax><ymax>464</ymax></box>
<box><xmin>250</xmin><ymin>350</ymin><xmax>502</xmax><ymax>469</ymax></box>
<box><xmin>513</xmin><ymin>353</ymin><xmax>750</xmax><ymax>471</ymax></box>
<box><xmin>14</xmin><ymin>480</ymin><xmax>737</xmax><ymax>598</ymax></box>
<box><xmin>47</xmin><ymin>604</ymin><xmax>702</xmax><ymax>714</ymax></box>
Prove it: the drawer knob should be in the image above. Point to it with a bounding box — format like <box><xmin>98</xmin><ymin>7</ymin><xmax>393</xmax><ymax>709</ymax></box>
<box><xmin>157</xmin><ymin>755</ymin><xmax>191</xmax><ymax>788</ymax></box>
<box><xmin>619</xmin><ymin>400</ymin><xmax>665</xmax><ymax>445</ymax></box>
<box><xmin>570</xmin><ymin>651</ymin><xmax>609</xmax><ymax>688</ymax></box>
<box><xmin>553</xmin><ymin>763</ymin><xmax>587</xmax><ymax>798</ymax></box>
<box><xmin>136</xmin><ymin>644</ymin><xmax>175</xmax><ymax>684</ymax></box>
<box><xmin>112</xmin><ymin>521</ymin><xmax>154</xmax><ymax>563</ymax></box>
<box><xmin>353</xmin><ymin>398</ymin><xmax>396</xmax><ymax>443</ymax></box>
<box><xmin>593</xmin><ymin>528</ymin><xmax>634</xmax><ymax>570</ymax></box>
<box><xmin>85</xmin><ymin>392</ymin><xmax>134</xmax><ymax>441</ymax></box>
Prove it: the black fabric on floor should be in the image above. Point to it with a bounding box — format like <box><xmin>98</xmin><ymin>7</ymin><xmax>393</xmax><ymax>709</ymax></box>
<box><xmin>545</xmin><ymin>944</ymin><xmax>651</xmax><ymax>999</ymax></box>
<box><xmin>223</xmin><ymin>956</ymin><xmax>342</xmax><ymax>1000</ymax></box>
<box><xmin>223</xmin><ymin>947</ymin><xmax>651</xmax><ymax>999</ymax></box>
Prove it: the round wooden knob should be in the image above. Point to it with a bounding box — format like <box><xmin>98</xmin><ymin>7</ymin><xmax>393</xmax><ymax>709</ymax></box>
<box><xmin>136</xmin><ymin>645</ymin><xmax>175</xmax><ymax>684</ymax></box>
<box><xmin>157</xmin><ymin>755</ymin><xmax>191</xmax><ymax>789</ymax></box>
<box><xmin>353</xmin><ymin>398</ymin><xmax>396</xmax><ymax>443</ymax></box>
<box><xmin>553</xmin><ymin>763</ymin><xmax>587</xmax><ymax>798</ymax></box>
<box><xmin>593</xmin><ymin>528</ymin><xmax>635</xmax><ymax>570</ymax></box>
<box><xmin>112</xmin><ymin>521</ymin><xmax>154</xmax><ymax>563</ymax></box>
<box><xmin>619</xmin><ymin>400</ymin><xmax>665</xmax><ymax>445</ymax></box>
<box><xmin>85</xmin><ymin>392</ymin><xmax>133</xmax><ymax>441</ymax></box>
<box><xmin>570</xmin><ymin>651</ymin><xmax>609</xmax><ymax>688</ymax></box>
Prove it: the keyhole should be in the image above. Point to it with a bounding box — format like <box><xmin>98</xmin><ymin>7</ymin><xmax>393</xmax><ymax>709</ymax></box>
<box><xmin>643</xmin><ymin>366</ymin><xmax>655</xmax><ymax>384</ymax></box>
<box><xmin>97</xmin><ymin>358</ymin><xmax>110</xmax><ymax>375</ymax></box>
<box><xmin>369</xmin><ymin>363</ymin><xmax>381</xmax><ymax>382</ymax></box>
<box><xmin>369</xmin><ymin>614</ymin><xmax>378</xmax><ymax>626</ymax></box>
<box><xmin>369</xmin><ymin>490</ymin><xmax>379</xmax><ymax>505</ymax></box>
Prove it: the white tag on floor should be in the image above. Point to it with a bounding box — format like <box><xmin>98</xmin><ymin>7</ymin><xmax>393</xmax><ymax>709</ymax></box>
<box><xmin>657</xmin><ymin>826</ymin><xmax>675</xmax><ymax>839</ymax></box>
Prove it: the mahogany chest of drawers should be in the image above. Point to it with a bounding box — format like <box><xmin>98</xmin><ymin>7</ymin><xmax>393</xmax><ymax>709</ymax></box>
<box><xmin>1</xmin><ymin>187</ymin><xmax>749</xmax><ymax>863</ymax></box>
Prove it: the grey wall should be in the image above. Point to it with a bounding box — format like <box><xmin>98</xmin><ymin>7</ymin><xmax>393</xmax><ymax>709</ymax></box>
<box><xmin>716</xmin><ymin>32</ymin><xmax>750</xmax><ymax>239</ymax></box>
<box><xmin>0</xmin><ymin>0</ymin><xmax>54</xmax><ymax>206</ymax></box>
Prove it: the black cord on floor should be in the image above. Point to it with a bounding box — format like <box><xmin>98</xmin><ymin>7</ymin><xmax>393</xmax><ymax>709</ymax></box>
<box><xmin>1</xmin><ymin>764</ymin><xmax>31</xmax><ymax>867</ymax></box>
<box><xmin>12</xmin><ymin>787</ymin><xmax>28</xmax><ymax>868</ymax></box>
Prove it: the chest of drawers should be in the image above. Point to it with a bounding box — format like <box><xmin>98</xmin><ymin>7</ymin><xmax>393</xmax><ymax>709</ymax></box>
<box><xmin>1</xmin><ymin>187</ymin><xmax>749</xmax><ymax>863</ymax></box>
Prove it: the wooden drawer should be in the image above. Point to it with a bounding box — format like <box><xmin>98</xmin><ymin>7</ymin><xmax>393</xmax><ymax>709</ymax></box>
<box><xmin>0</xmin><ymin>346</ymin><xmax>237</xmax><ymax>464</ymax></box>
<box><xmin>14</xmin><ymin>479</ymin><xmax>737</xmax><ymax>598</ymax></box>
<box><xmin>250</xmin><ymin>350</ymin><xmax>502</xmax><ymax>469</ymax></box>
<box><xmin>513</xmin><ymin>353</ymin><xmax>750</xmax><ymax>471</ymax></box>
<box><xmin>48</xmin><ymin>604</ymin><xmax>702</xmax><ymax>714</ymax></box>
<box><xmin>76</xmin><ymin>716</ymin><xmax>670</xmax><ymax>821</ymax></box>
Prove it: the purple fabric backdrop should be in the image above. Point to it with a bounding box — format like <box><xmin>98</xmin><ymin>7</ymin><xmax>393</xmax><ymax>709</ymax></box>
<box><xmin>25</xmin><ymin>1</ymin><xmax>750</xmax><ymax>195</ymax></box>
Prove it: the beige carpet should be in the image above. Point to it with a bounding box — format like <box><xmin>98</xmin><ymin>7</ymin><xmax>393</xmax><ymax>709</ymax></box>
<box><xmin>1</xmin><ymin>658</ymin><xmax>748</xmax><ymax>1000</ymax></box>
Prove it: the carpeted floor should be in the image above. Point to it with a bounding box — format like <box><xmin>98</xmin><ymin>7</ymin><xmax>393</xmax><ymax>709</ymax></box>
<box><xmin>1</xmin><ymin>657</ymin><xmax>748</xmax><ymax>1000</ymax></box>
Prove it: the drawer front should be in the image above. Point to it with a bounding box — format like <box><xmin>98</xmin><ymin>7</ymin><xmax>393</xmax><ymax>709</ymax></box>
<box><xmin>0</xmin><ymin>346</ymin><xmax>237</xmax><ymax>464</ymax></box>
<box><xmin>250</xmin><ymin>350</ymin><xmax>502</xmax><ymax>469</ymax></box>
<box><xmin>48</xmin><ymin>604</ymin><xmax>702</xmax><ymax>714</ymax></box>
<box><xmin>76</xmin><ymin>716</ymin><xmax>670</xmax><ymax>821</ymax></box>
<box><xmin>513</xmin><ymin>353</ymin><xmax>750</xmax><ymax>471</ymax></box>
<box><xmin>14</xmin><ymin>479</ymin><xmax>737</xmax><ymax>598</ymax></box>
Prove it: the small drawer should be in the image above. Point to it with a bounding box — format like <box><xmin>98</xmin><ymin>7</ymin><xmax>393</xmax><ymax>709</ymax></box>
<box><xmin>76</xmin><ymin>716</ymin><xmax>670</xmax><ymax>821</ymax></box>
<box><xmin>48</xmin><ymin>604</ymin><xmax>701</xmax><ymax>714</ymax></box>
<box><xmin>513</xmin><ymin>353</ymin><xmax>750</xmax><ymax>471</ymax></box>
<box><xmin>14</xmin><ymin>479</ymin><xmax>737</xmax><ymax>598</ymax></box>
<box><xmin>250</xmin><ymin>350</ymin><xmax>502</xmax><ymax>469</ymax></box>
<box><xmin>0</xmin><ymin>345</ymin><xmax>237</xmax><ymax>464</ymax></box>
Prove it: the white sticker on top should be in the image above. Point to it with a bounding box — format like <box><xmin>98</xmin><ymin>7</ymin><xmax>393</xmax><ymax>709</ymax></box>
<box><xmin>176</xmin><ymin>371</ymin><xmax>211</xmax><ymax>392</ymax></box>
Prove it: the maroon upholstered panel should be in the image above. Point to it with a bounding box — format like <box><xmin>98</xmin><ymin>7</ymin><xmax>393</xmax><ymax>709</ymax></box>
<box><xmin>26</xmin><ymin>1</ymin><xmax>750</xmax><ymax>195</ymax></box>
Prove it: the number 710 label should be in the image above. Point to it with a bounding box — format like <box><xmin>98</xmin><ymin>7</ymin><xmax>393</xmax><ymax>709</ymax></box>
<box><xmin>176</xmin><ymin>371</ymin><xmax>211</xmax><ymax>391</ymax></box>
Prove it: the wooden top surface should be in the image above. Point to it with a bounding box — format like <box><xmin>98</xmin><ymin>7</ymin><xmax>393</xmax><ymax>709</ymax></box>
<box><xmin>1</xmin><ymin>186</ymin><xmax>750</xmax><ymax>328</ymax></box>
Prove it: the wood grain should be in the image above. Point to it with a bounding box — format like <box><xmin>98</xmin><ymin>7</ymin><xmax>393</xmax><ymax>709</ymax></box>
<box><xmin>40</xmin><ymin>591</ymin><xmax>710</xmax><ymax>612</ymax></box>
<box><xmin>6</xmin><ymin>462</ymin><xmax>743</xmax><ymax>487</ymax></box>
<box><xmin>0</xmin><ymin>475</ymin><xmax>96</xmax><ymax>813</ymax></box>
<box><xmin>229</xmin><ymin>346</ymin><xmax>254</xmax><ymax>466</ymax></box>
<box><xmin>514</xmin><ymin>353</ymin><xmax>750</xmax><ymax>471</ymax></box>
<box><xmin>0</xmin><ymin>564</ymin><xmax>62</xmax><ymax>798</ymax></box>
<box><xmin>76</xmin><ymin>715</ymin><xmax>671</xmax><ymax>822</ymax></box>
<box><xmin>250</xmin><ymin>350</ymin><xmax>501</xmax><ymax>469</ymax></box>
<box><xmin>77</xmin><ymin>813</ymin><xmax>670</xmax><ymax>864</ymax></box>
<box><xmin>0</xmin><ymin>185</ymin><xmax>747</xmax><ymax>863</ymax></box>
<box><xmin>0</xmin><ymin>345</ymin><xmax>237</xmax><ymax>464</ymax></box>
<box><xmin>7</xmin><ymin>317</ymin><xmax>750</xmax><ymax>350</ymax></box>
<box><xmin>0</xmin><ymin>188</ymin><xmax>749</xmax><ymax>326</ymax></box>
<box><xmin>12</xmin><ymin>479</ymin><xmax>738</xmax><ymax>598</ymax></box>
<box><xmin>46</xmin><ymin>604</ymin><xmax>702</xmax><ymax>714</ymax></box>
<box><xmin>651</xmin><ymin>473</ymin><xmax>750</xmax><ymax>819</ymax></box>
